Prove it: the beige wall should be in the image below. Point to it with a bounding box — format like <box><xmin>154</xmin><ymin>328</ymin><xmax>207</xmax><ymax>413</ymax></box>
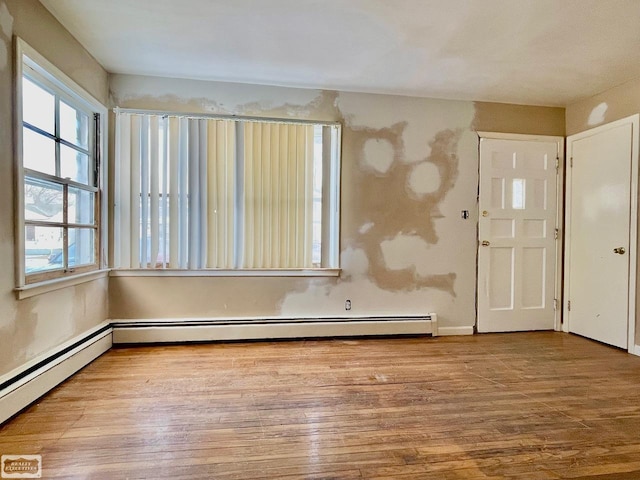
<box><xmin>109</xmin><ymin>74</ymin><xmax>564</xmax><ymax>330</ymax></box>
<box><xmin>566</xmin><ymin>77</ymin><xmax>640</xmax><ymax>136</ymax></box>
<box><xmin>0</xmin><ymin>0</ymin><xmax>109</xmax><ymax>377</ymax></box>
<box><xmin>565</xmin><ymin>77</ymin><xmax>640</xmax><ymax>345</ymax></box>
<box><xmin>474</xmin><ymin>102</ymin><xmax>565</xmax><ymax>136</ymax></box>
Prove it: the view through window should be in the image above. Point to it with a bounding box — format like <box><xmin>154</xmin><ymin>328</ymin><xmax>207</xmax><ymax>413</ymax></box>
<box><xmin>21</xmin><ymin>56</ymin><xmax>100</xmax><ymax>283</ymax></box>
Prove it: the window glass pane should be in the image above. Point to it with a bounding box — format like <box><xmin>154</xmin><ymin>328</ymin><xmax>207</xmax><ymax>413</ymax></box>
<box><xmin>69</xmin><ymin>187</ymin><xmax>94</xmax><ymax>225</ymax></box>
<box><xmin>23</xmin><ymin>127</ymin><xmax>55</xmax><ymax>175</ymax></box>
<box><xmin>60</xmin><ymin>100</ymin><xmax>89</xmax><ymax>149</ymax></box>
<box><xmin>25</xmin><ymin>226</ymin><xmax>63</xmax><ymax>274</ymax></box>
<box><xmin>61</xmin><ymin>144</ymin><xmax>90</xmax><ymax>184</ymax></box>
<box><xmin>22</xmin><ymin>76</ymin><xmax>54</xmax><ymax>134</ymax></box>
<box><xmin>24</xmin><ymin>177</ymin><xmax>63</xmax><ymax>222</ymax></box>
<box><xmin>68</xmin><ymin>228</ymin><xmax>95</xmax><ymax>267</ymax></box>
<box><xmin>512</xmin><ymin>178</ymin><xmax>526</xmax><ymax>210</ymax></box>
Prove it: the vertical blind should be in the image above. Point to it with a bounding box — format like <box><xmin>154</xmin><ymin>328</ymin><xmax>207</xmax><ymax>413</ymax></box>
<box><xmin>114</xmin><ymin>111</ymin><xmax>317</xmax><ymax>269</ymax></box>
<box><xmin>242</xmin><ymin>122</ymin><xmax>314</xmax><ymax>268</ymax></box>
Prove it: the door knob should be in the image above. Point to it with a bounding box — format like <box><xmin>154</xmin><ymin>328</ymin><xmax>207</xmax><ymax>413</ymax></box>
<box><xmin>614</xmin><ymin>247</ymin><xmax>626</xmax><ymax>255</ymax></box>
<box><xmin>481</xmin><ymin>240</ymin><xmax>490</xmax><ymax>247</ymax></box>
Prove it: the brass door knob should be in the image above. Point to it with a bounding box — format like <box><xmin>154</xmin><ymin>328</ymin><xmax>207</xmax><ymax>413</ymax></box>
<box><xmin>614</xmin><ymin>247</ymin><xmax>626</xmax><ymax>255</ymax></box>
<box><xmin>481</xmin><ymin>241</ymin><xmax>490</xmax><ymax>247</ymax></box>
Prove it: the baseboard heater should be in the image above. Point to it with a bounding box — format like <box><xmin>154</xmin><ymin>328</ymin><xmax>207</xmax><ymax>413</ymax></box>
<box><xmin>0</xmin><ymin>322</ymin><xmax>112</xmax><ymax>425</ymax></box>
<box><xmin>111</xmin><ymin>314</ymin><xmax>438</xmax><ymax>344</ymax></box>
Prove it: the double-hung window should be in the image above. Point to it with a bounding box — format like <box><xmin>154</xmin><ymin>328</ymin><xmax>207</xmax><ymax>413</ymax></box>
<box><xmin>16</xmin><ymin>40</ymin><xmax>105</xmax><ymax>286</ymax></box>
<box><xmin>114</xmin><ymin>111</ymin><xmax>341</xmax><ymax>273</ymax></box>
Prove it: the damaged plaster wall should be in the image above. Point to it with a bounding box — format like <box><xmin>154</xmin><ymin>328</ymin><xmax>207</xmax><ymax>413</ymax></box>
<box><xmin>565</xmin><ymin>77</ymin><xmax>640</xmax><ymax>345</ymax></box>
<box><xmin>109</xmin><ymin>74</ymin><xmax>564</xmax><ymax>330</ymax></box>
<box><xmin>0</xmin><ymin>0</ymin><xmax>109</xmax><ymax>377</ymax></box>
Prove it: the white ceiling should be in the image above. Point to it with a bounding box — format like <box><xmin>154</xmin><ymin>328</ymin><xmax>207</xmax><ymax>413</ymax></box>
<box><xmin>40</xmin><ymin>0</ymin><xmax>640</xmax><ymax>107</ymax></box>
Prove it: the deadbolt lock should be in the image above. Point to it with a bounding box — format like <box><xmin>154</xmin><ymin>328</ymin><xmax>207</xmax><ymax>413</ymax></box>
<box><xmin>482</xmin><ymin>210</ymin><xmax>489</xmax><ymax>217</ymax></box>
<box><xmin>614</xmin><ymin>247</ymin><xmax>626</xmax><ymax>255</ymax></box>
<box><xmin>481</xmin><ymin>240</ymin><xmax>490</xmax><ymax>247</ymax></box>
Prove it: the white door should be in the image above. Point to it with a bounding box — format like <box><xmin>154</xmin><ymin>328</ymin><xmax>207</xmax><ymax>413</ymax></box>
<box><xmin>565</xmin><ymin>117</ymin><xmax>638</xmax><ymax>349</ymax></box>
<box><xmin>478</xmin><ymin>136</ymin><xmax>561</xmax><ymax>332</ymax></box>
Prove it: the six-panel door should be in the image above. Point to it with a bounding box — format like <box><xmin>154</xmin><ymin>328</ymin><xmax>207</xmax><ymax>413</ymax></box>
<box><xmin>478</xmin><ymin>138</ymin><xmax>559</xmax><ymax>332</ymax></box>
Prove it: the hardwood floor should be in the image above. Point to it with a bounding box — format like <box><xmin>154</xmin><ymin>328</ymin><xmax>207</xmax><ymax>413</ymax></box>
<box><xmin>2</xmin><ymin>332</ymin><xmax>640</xmax><ymax>479</ymax></box>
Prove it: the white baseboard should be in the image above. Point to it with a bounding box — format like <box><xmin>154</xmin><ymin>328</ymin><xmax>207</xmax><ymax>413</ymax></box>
<box><xmin>436</xmin><ymin>326</ymin><xmax>474</xmax><ymax>336</ymax></box>
<box><xmin>112</xmin><ymin>315</ymin><xmax>438</xmax><ymax>344</ymax></box>
<box><xmin>0</xmin><ymin>324</ymin><xmax>112</xmax><ymax>424</ymax></box>
<box><xmin>1</xmin><ymin>315</ymin><xmax>440</xmax><ymax>423</ymax></box>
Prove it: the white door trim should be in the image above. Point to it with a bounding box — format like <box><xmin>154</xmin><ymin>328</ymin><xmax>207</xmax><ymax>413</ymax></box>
<box><xmin>477</xmin><ymin>132</ymin><xmax>565</xmax><ymax>332</ymax></box>
<box><xmin>564</xmin><ymin>114</ymin><xmax>639</xmax><ymax>354</ymax></box>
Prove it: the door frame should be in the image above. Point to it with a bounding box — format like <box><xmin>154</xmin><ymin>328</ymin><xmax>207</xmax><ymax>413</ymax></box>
<box><xmin>477</xmin><ymin>132</ymin><xmax>565</xmax><ymax>332</ymax></box>
<box><xmin>564</xmin><ymin>115</ymin><xmax>640</xmax><ymax>354</ymax></box>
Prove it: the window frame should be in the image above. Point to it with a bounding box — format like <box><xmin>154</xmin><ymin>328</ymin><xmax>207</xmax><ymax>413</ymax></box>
<box><xmin>113</xmin><ymin>109</ymin><xmax>341</xmax><ymax>276</ymax></box>
<box><xmin>14</xmin><ymin>38</ymin><xmax>108</xmax><ymax>292</ymax></box>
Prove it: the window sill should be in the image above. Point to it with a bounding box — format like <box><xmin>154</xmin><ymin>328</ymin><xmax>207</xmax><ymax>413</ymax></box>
<box><xmin>109</xmin><ymin>268</ymin><xmax>341</xmax><ymax>278</ymax></box>
<box><xmin>15</xmin><ymin>269</ymin><xmax>110</xmax><ymax>300</ymax></box>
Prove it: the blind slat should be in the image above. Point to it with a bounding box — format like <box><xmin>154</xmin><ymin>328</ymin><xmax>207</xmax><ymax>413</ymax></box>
<box><xmin>149</xmin><ymin>116</ymin><xmax>160</xmax><ymax>268</ymax></box>
<box><xmin>140</xmin><ymin>116</ymin><xmax>149</xmax><ymax>269</ymax></box>
<box><xmin>116</xmin><ymin>113</ymin><xmax>131</xmax><ymax>268</ymax></box>
<box><xmin>115</xmin><ymin>114</ymin><xmax>325</xmax><ymax>270</ymax></box>
<box><xmin>168</xmin><ymin>118</ymin><xmax>179</xmax><ymax>268</ymax></box>
<box><xmin>178</xmin><ymin>118</ymin><xmax>188</xmax><ymax>269</ymax></box>
<box><xmin>198</xmin><ymin>120</ymin><xmax>208</xmax><ymax>269</ymax></box>
<box><xmin>161</xmin><ymin>116</ymin><xmax>169</xmax><ymax>268</ymax></box>
<box><xmin>129</xmin><ymin>115</ymin><xmax>141</xmax><ymax>268</ymax></box>
<box><xmin>188</xmin><ymin>118</ymin><xmax>200</xmax><ymax>269</ymax></box>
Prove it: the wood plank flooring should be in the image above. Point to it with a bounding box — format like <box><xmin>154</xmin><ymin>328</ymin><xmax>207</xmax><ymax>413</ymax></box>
<box><xmin>2</xmin><ymin>332</ymin><xmax>640</xmax><ymax>479</ymax></box>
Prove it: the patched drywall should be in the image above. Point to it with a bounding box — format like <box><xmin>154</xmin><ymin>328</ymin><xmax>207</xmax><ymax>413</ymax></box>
<box><xmin>109</xmin><ymin>75</ymin><xmax>334</xmax><ymax>121</ymax></box>
<box><xmin>588</xmin><ymin>102</ymin><xmax>608</xmax><ymax>126</ymax></box>
<box><xmin>110</xmin><ymin>75</ymin><xmax>498</xmax><ymax>329</ymax></box>
<box><xmin>0</xmin><ymin>0</ymin><xmax>109</xmax><ymax>378</ymax></box>
<box><xmin>362</xmin><ymin>138</ymin><xmax>394</xmax><ymax>175</ymax></box>
<box><xmin>280</xmin><ymin>93</ymin><xmax>478</xmax><ymax>323</ymax></box>
<box><xmin>109</xmin><ymin>75</ymin><xmax>565</xmax><ymax>328</ymax></box>
<box><xmin>566</xmin><ymin>77</ymin><xmax>640</xmax><ymax>136</ymax></box>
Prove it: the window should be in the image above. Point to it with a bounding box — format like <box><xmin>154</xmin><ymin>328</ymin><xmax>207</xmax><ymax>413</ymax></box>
<box><xmin>17</xmin><ymin>41</ymin><xmax>105</xmax><ymax>286</ymax></box>
<box><xmin>114</xmin><ymin>112</ymin><xmax>340</xmax><ymax>272</ymax></box>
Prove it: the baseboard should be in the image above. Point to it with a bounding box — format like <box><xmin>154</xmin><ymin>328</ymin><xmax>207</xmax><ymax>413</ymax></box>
<box><xmin>436</xmin><ymin>326</ymin><xmax>474</xmax><ymax>336</ymax></box>
<box><xmin>112</xmin><ymin>315</ymin><xmax>438</xmax><ymax>344</ymax></box>
<box><xmin>631</xmin><ymin>344</ymin><xmax>640</xmax><ymax>357</ymax></box>
<box><xmin>0</xmin><ymin>315</ymin><xmax>440</xmax><ymax>423</ymax></box>
<box><xmin>0</xmin><ymin>323</ymin><xmax>112</xmax><ymax>424</ymax></box>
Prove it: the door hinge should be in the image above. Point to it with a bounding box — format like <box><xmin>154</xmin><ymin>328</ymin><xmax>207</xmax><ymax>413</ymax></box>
<box><xmin>554</xmin><ymin>298</ymin><xmax>558</xmax><ymax>311</ymax></box>
<box><xmin>570</xmin><ymin>157</ymin><xmax>573</xmax><ymax>168</ymax></box>
<box><xmin>554</xmin><ymin>228</ymin><xmax>559</xmax><ymax>240</ymax></box>
<box><xmin>568</xmin><ymin>300</ymin><xmax>571</xmax><ymax>311</ymax></box>
<box><xmin>555</xmin><ymin>156</ymin><xmax>559</xmax><ymax>171</ymax></box>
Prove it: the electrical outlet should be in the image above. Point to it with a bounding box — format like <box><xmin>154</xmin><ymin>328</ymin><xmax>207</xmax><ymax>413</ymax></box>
<box><xmin>345</xmin><ymin>299</ymin><xmax>352</xmax><ymax>311</ymax></box>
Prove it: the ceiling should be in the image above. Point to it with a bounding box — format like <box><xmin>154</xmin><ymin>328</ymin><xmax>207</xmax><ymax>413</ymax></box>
<box><xmin>40</xmin><ymin>0</ymin><xmax>640</xmax><ymax>107</ymax></box>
